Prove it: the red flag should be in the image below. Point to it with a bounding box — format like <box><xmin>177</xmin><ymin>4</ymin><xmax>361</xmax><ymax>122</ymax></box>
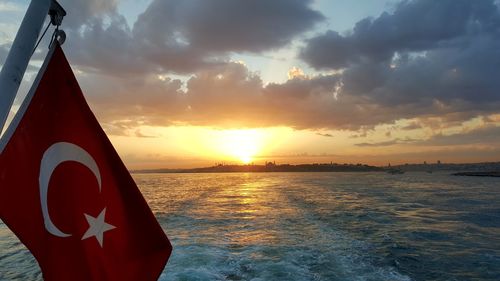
<box><xmin>0</xmin><ymin>43</ymin><xmax>172</xmax><ymax>280</ymax></box>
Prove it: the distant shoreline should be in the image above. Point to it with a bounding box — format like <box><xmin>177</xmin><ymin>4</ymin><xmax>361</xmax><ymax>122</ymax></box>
<box><xmin>132</xmin><ymin>163</ymin><xmax>382</xmax><ymax>174</ymax></box>
<box><xmin>131</xmin><ymin>161</ymin><xmax>500</xmax><ymax>174</ymax></box>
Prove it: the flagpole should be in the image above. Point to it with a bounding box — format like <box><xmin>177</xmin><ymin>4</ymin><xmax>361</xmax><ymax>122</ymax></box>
<box><xmin>0</xmin><ymin>0</ymin><xmax>52</xmax><ymax>133</ymax></box>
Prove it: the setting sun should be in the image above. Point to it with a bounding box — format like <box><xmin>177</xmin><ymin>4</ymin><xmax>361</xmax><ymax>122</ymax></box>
<box><xmin>214</xmin><ymin>129</ymin><xmax>264</xmax><ymax>164</ymax></box>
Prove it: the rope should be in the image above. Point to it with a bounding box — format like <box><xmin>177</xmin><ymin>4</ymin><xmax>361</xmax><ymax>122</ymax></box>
<box><xmin>32</xmin><ymin>20</ymin><xmax>52</xmax><ymax>55</ymax></box>
<box><xmin>49</xmin><ymin>25</ymin><xmax>58</xmax><ymax>48</ymax></box>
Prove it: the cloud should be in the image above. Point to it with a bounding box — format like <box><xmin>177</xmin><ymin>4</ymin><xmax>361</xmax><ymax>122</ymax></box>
<box><xmin>82</xmin><ymin>55</ymin><xmax>499</xmax><ymax>135</ymax></box>
<box><xmin>0</xmin><ymin>2</ymin><xmax>22</xmax><ymax>12</ymax></box>
<box><xmin>421</xmin><ymin>125</ymin><xmax>500</xmax><ymax>146</ymax></box>
<box><xmin>59</xmin><ymin>0</ymin><xmax>119</xmax><ymax>28</ymax></box>
<box><xmin>60</xmin><ymin>0</ymin><xmax>323</xmax><ymax>75</ymax></box>
<box><xmin>288</xmin><ymin>67</ymin><xmax>308</xmax><ymax>80</ymax></box>
<box><xmin>135</xmin><ymin>0</ymin><xmax>323</xmax><ymax>52</ymax></box>
<box><xmin>401</xmin><ymin>122</ymin><xmax>422</xmax><ymax>130</ymax></box>
<box><xmin>83</xmin><ymin>58</ymin><xmax>468</xmax><ymax>133</ymax></box>
<box><xmin>63</xmin><ymin>15</ymin><xmax>151</xmax><ymax>76</ymax></box>
<box><xmin>301</xmin><ymin>0</ymin><xmax>500</xmax><ymax>69</ymax></box>
<box><xmin>354</xmin><ymin>125</ymin><xmax>500</xmax><ymax>147</ymax></box>
<box><xmin>79</xmin><ymin>72</ymin><xmax>186</xmax><ymax>129</ymax></box>
<box><xmin>81</xmin><ymin>61</ymin><xmax>349</xmax><ymax>131</ymax></box>
<box><xmin>298</xmin><ymin>0</ymin><xmax>500</xmax><ymax>129</ymax></box>
<box><xmin>316</xmin><ymin>132</ymin><xmax>333</xmax><ymax>137</ymax></box>
<box><xmin>355</xmin><ymin>140</ymin><xmax>398</xmax><ymax>147</ymax></box>
<box><xmin>15</xmin><ymin>0</ymin><xmax>498</xmax><ymax>138</ymax></box>
<box><xmin>355</xmin><ymin>138</ymin><xmax>417</xmax><ymax>147</ymax></box>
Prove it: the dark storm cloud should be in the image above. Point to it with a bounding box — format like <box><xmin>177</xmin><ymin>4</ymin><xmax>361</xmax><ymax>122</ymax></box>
<box><xmin>134</xmin><ymin>0</ymin><xmax>324</xmax><ymax>53</ymax></box>
<box><xmin>297</xmin><ymin>0</ymin><xmax>500</xmax><ymax>129</ymax></box>
<box><xmin>63</xmin><ymin>15</ymin><xmax>154</xmax><ymax>75</ymax></box>
<box><xmin>59</xmin><ymin>0</ymin><xmax>323</xmax><ymax>74</ymax></box>
<box><xmin>301</xmin><ymin>0</ymin><xmax>500</xmax><ymax>69</ymax></box>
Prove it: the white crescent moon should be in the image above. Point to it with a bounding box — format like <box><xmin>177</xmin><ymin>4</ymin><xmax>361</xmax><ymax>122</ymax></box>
<box><xmin>39</xmin><ymin>142</ymin><xmax>101</xmax><ymax>237</ymax></box>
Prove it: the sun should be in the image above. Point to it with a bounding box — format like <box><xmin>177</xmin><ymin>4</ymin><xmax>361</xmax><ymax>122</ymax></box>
<box><xmin>214</xmin><ymin>129</ymin><xmax>264</xmax><ymax>164</ymax></box>
<box><xmin>239</xmin><ymin>155</ymin><xmax>252</xmax><ymax>164</ymax></box>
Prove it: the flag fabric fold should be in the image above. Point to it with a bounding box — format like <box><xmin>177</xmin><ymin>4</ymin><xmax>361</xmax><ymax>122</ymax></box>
<box><xmin>0</xmin><ymin>43</ymin><xmax>172</xmax><ymax>281</ymax></box>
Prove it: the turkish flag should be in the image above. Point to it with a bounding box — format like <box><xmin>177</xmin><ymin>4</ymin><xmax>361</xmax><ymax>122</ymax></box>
<box><xmin>0</xmin><ymin>43</ymin><xmax>171</xmax><ymax>280</ymax></box>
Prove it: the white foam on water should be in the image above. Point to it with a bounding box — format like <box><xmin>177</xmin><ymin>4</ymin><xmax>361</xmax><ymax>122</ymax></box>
<box><xmin>159</xmin><ymin>234</ymin><xmax>412</xmax><ymax>281</ymax></box>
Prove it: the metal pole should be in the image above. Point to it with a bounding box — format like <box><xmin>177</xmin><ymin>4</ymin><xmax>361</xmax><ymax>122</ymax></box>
<box><xmin>0</xmin><ymin>0</ymin><xmax>52</xmax><ymax>133</ymax></box>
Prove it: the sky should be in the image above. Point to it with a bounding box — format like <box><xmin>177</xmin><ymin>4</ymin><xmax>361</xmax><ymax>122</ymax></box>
<box><xmin>1</xmin><ymin>0</ymin><xmax>499</xmax><ymax>169</ymax></box>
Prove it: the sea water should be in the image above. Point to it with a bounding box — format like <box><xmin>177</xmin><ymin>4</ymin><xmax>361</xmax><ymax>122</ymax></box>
<box><xmin>1</xmin><ymin>172</ymin><xmax>499</xmax><ymax>281</ymax></box>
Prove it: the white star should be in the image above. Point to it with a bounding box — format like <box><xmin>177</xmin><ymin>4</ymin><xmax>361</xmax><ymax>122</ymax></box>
<box><xmin>81</xmin><ymin>208</ymin><xmax>116</xmax><ymax>247</ymax></box>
